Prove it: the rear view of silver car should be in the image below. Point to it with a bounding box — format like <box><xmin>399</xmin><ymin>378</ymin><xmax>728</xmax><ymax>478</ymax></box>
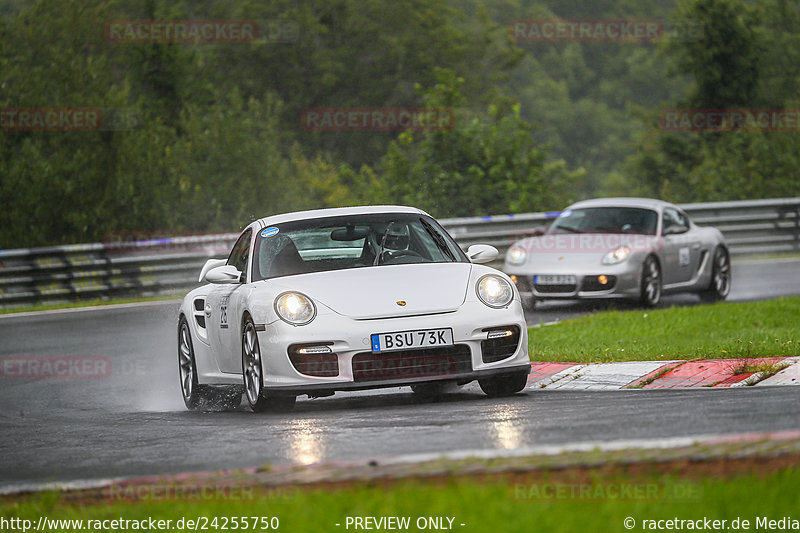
<box><xmin>504</xmin><ymin>198</ymin><xmax>731</xmax><ymax>308</ymax></box>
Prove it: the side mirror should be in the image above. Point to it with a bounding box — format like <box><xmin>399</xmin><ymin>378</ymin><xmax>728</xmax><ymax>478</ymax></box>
<box><xmin>531</xmin><ymin>227</ymin><xmax>546</xmax><ymax>237</ymax></box>
<box><xmin>466</xmin><ymin>244</ymin><xmax>499</xmax><ymax>264</ymax></box>
<box><xmin>205</xmin><ymin>265</ymin><xmax>242</xmax><ymax>284</ymax></box>
<box><xmin>198</xmin><ymin>258</ymin><xmax>227</xmax><ymax>283</ymax></box>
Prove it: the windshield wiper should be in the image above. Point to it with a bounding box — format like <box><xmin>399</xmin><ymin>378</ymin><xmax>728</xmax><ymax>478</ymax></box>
<box><xmin>420</xmin><ymin>218</ymin><xmax>456</xmax><ymax>261</ymax></box>
<box><xmin>552</xmin><ymin>226</ymin><xmax>583</xmax><ymax>234</ymax></box>
<box><xmin>373</xmin><ymin>221</ymin><xmax>395</xmax><ymax>265</ymax></box>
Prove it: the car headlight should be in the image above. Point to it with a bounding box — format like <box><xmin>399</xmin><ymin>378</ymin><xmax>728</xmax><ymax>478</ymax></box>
<box><xmin>506</xmin><ymin>245</ymin><xmax>527</xmax><ymax>265</ymax></box>
<box><xmin>477</xmin><ymin>275</ymin><xmax>514</xmax><ymax>308</ymax></box>
<box><xmin>274</xmin><ymin>292</ymin><xmax>316</xmax><ymax>325</ymax></box>
<box><xmin>602</xmin><ymin>245</ymin><xmax>631</xmax><ymax>265</ymax></box>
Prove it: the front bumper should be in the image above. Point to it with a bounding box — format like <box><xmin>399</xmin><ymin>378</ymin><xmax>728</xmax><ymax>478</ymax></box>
<box><xmin>258</xmin><ymin>300</ymin><xmax>530</xmax><ymax>393</ymax></box>
<box><xmin>507</xmin><ymin>263</ymin><xmax>642</xmax><ymax>300</ymax></box>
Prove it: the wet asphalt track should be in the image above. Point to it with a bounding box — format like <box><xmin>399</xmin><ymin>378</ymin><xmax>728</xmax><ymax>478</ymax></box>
<box><xmin>0</xmin><ymin>258</ymin><xmax>798</xmax><ymax>489</ymax></box>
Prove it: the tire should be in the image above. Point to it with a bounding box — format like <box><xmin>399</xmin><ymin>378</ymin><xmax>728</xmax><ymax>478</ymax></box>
<box><xmin>242</xmin><ymin>316</ymin><xmax>296</xmax><ymax>413</ymax></box>
<box><xmin>639</xmin><ymin>256</ymin><xmax>662</xmax><ymax>307</ymax></box>
<box><xmin>179</xmin><ymin>317</ymin><xmax>243</xmax><ymax>411</ymax></box>
<box><xmin>478</xmin><ymin>372</ymin><xmax>528</xmax><ymax>397</ymax></box>
<box><xmin>699</xmin><ymin>247</ymin><xmax>731</xmax><ymax>302</ymax></box>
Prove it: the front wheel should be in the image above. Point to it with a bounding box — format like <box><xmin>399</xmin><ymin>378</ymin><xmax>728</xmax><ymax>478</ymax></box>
<box><xmin>699</xmin><ymin>247</ymin><xmax>731</xmax><ymax>302</ymax></box>
<box><xmin>639</xmin><ymin>256</ymin><xmax>662</xmax><ymax>307</ymax></box>
<box><xmin>478</xmin><ymin>372</ymin><xmax>528</xmax><ymax>397</ymax></box>
<box><xmin>242</xmin><ymin>317</ymin><xmax>296</xmax><ymax>413</ymax></box>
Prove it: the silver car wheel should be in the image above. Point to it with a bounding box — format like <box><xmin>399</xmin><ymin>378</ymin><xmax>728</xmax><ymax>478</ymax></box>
<box><xmin>641</xmin><ymin>257</ymin><xmax>662</xmax><ymax>307</ymax></box>
<box><xmin>178</xmin><ymin>322</ymin><xmax>194</xmax><ymax>401</ymax></box>
<box><xmin>178</xmin><ymin>317</ymin><xmax>217</xmax><ymax>411</ymax></box>
<box><xmin>242</xmin><ymin>322</ymin><xmax>262</xmax><ymax>407</ymax></box>
<box><xmin>712</xmin><ymin>250</ymin><xmax>731</xmax><ymax>297</ymax></box>
<box><xmin>241</xmin><ymin>319</ymin><xmax>296</xmax><ymax>413</ymax></box>
<box><xmin>700</xmin><ymin>248</ymin><xmax>731</xmax><ymax>302</ymax></box>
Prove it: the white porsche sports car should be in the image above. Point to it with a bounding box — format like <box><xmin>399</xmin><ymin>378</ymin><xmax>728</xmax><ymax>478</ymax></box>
<box><xmin>504</xmin><ymin>198</ymin><xmax>731</xmax><ymax>308</ymax></box>
<box><xmin>178</xmin><ymin>206</ymin><xmax>530</xmax><ymax>412</ymax></box>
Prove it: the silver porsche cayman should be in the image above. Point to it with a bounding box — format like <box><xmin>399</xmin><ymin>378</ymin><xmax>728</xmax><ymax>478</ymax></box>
<box><xmin>503</xmin><ymin>198</ymin><xmax>731</xmax><ymax>308</ymax></box>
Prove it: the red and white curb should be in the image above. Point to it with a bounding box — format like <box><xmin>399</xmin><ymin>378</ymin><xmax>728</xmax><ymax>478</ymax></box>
<box><xmin>527</xmin><ymin>357</ymin><xmax>799</xmax><ymax>390</ymax></box>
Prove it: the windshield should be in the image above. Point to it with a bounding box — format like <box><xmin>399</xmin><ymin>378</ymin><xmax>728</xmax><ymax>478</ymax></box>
<box><xmin>548</xmin><ymin>207</ymin><xmax>658</xmax><ymax>235</ymax></box>
<box><xmin>252</xmin><ymin>213</ymin><xmax>467</xmax><ymax>280</ymax></box>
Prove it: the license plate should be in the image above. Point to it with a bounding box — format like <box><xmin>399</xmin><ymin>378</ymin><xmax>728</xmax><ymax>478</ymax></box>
<box><xmin>371</xmin><ymin>328</ymin><xmax>453</xmax><ymax>352</ymax></box>
<box><xmin>534</xmin><ymin>274</ymin><xmax>576</xmax><ymax>285</ymax></box>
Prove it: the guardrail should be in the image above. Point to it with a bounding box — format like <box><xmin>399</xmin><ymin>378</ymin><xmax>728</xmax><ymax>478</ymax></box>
<box><xmin>443</xmin><ymin>197</ymin><xmax>800</xmax><ymax>261</ymax></box>
<box><xmin>1</xmin><ymin>198</ymin><xmax>798</xmax><ymax>308</ymax></box>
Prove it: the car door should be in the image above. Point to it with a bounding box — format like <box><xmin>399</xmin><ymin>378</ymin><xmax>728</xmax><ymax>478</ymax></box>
<box><xmin>206</xmin><ymin>228</ymin><xmax>252</xmax><ymax>373</ymax></box>
<box><xmin>660</xmin><ymin>208</ymin><xmax>697</xmax><ymax>285</ymax></box>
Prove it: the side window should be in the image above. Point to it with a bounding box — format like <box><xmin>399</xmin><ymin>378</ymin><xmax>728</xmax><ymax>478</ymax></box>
<box><xmin>227</xmin><ymin>230</ymin><xmax>252</xmax><ymax>278</ymax></box>
<box><xmin>676</xmin><ymin>210</ymin><xmax>690</xmax><ymax>228</ymax></box>
<box><xmin>662</xmin><ymin>208</ymin><xmax>688</xmax><ymax>234</ymax></box>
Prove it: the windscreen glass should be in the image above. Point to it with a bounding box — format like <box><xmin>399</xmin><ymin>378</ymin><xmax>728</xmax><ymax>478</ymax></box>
<box><xmin>548</xmin><ymin>207</ymin><xmax>658</xmax><ymax>236</ymax></box>
<box><xmin>253</xmin><ymin>213</ymin><xmax>467</xmax><ymax>280</ymax></box>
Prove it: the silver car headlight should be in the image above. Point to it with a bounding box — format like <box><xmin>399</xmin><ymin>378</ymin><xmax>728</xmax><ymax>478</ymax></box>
<box><xmin>274</xmin><ymin>292</ymin><xmax>316</xmax><ymax>325</ymax></box>
<box><xmin>477</xmin><ymin>274</ymin><xmax>514</xmax><ymax>308</ymax></box>
<box><xmin>506</xmin><ymin>245</ymin><xmax>527</xmax><ymax>265</ymax></box>
<box><xmin>602</xmin><ymin>245</ymin><xmax>631</xmax><ymax>265</ymax></box>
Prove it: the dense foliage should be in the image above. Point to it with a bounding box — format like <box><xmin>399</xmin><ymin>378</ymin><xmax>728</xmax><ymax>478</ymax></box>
<box><xmin>0</xmin><ymin>0</ymin><xmax>797</xmax><ymax>248</ymax></box>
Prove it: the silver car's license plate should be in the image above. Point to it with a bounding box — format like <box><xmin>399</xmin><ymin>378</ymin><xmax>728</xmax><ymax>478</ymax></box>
<box><xmin>371</xmin><ymin>328</ymin><xmax>453</xmax><ymax>352</ymax></box>
<box><xmin>534</xmin><ymin>274</ymin><xmax>577</xmax><ymax>285</ymax></box>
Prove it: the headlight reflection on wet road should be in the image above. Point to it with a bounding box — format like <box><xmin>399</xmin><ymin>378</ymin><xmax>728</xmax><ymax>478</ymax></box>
<box><xmin>286</xmin><ymin>418</ymin><xmax>326</xmax><ymax>465</ymax></box>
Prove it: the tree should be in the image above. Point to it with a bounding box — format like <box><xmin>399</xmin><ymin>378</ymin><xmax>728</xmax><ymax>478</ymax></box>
<box><xmin>622</xmin><ymin>0</ymin><xmax>799</xmax><ymax>202</ymax></box>
<box><xmin>378</xmin><ymin>70</ymin><xmax>582</xmax><ymax>217</ymax></box>
<box><xmin>666</xmin><ymin>0</ymin><xmax>762</xmax><ymax>109</ymax></box>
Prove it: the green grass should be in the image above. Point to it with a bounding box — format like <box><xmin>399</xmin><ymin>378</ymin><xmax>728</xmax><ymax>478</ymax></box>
<box><xmin>733</xmin><ymin>251</ymin><xmax>800</xmax><ymax>262</ymax></box>
<box><xmin>0</xmin><ymin>294</ymin><xmax>180</xmax><ymax>315</ymax></box>
<box><xmin>528</xmin><ymin>297</ymin><xmax>800</xmax><ymax>363</ymax></box>
<box><xmin>3</xmin><ymin>469</ymin><xmax>800</xmax><ymax>533</ymax></box>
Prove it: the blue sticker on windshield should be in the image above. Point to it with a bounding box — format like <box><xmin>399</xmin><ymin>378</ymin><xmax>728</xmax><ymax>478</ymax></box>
<box><xmin>260</xmin><ymin>227</ymin><xmax>279</xmax><ymax>238</ymax></box>
<box><xmin>558</xmin><ymin>210</ymin><xmax>572</xmax><ymax>218</ymax></box>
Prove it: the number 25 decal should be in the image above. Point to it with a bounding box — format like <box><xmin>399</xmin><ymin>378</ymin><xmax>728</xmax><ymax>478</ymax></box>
<box><xmin>219</xmin><ymin>296</ymin><xmax>229</xmax><ymax>329</ymax></box>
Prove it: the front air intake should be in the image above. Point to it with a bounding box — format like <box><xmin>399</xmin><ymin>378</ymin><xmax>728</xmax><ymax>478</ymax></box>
<box><xmin>288</xmin><ymin>344</ymin><xmax>339</xmax><ymax>377</ymax></box>
<box><xmin>481</xmin><ymin>326</ymin><xmax>521</xmax><ymax>363</ymax></box>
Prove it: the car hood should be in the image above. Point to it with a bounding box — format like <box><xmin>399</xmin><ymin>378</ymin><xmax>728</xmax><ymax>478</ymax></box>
<box><xmin>268</xmin><ymin>263</ymin><xmax>473</xmax><ymax>320</ymax></box>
